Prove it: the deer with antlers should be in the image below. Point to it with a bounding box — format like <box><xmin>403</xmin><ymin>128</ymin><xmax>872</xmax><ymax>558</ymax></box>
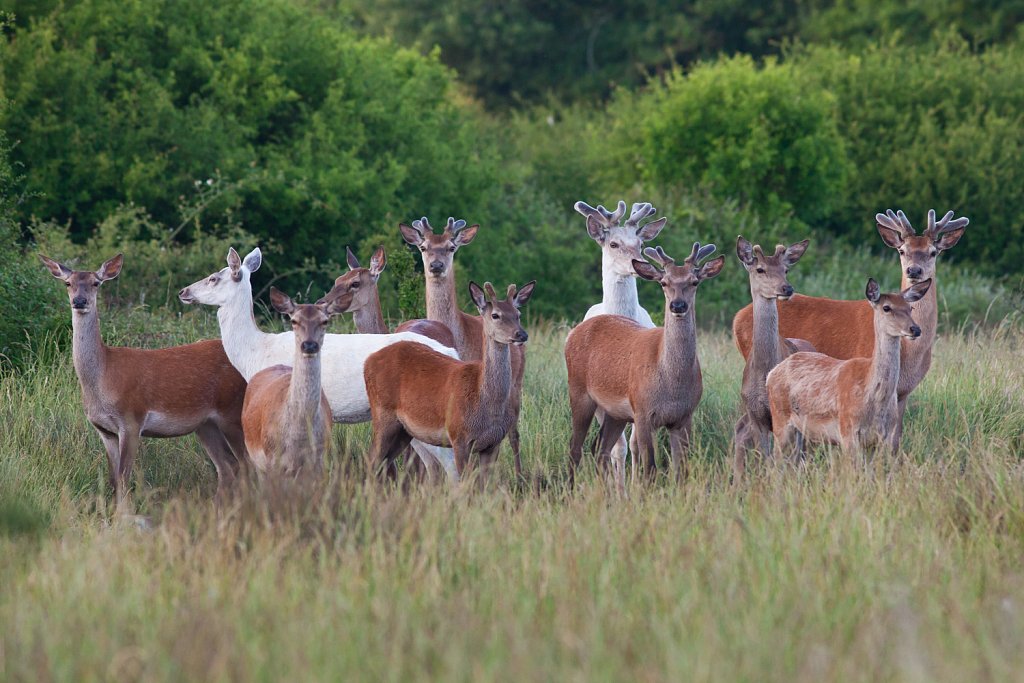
<box><xmin>767</xmin><ymin>278</ymin><xmax>932</xmax><ymax>458</ymax></box>
<box><xmin>364</xmin><ymin>281</ymin><xmax>535</xmax><ymax>479</ymax></box>
<box><xmin>320</xmin><ymin>246</ymin><xmax>458</xmax><ymax>480</ymax></box>
<box><xmin>40</xmin><ymin>253</ymin><xmax>248</xmax><ymax>511</ymax></box>
<box><xmin>399</xmin><ymin>217</ymin><xmax>529</xmax><ymax>478</ymax></box>
<box><xmin>732</xmin><ymin>237</ymin><xmax>810</xmax><ymax>478</ymax></box>
<box><xmin>565</xmin><ymin>243</ymin><xmax>724</xmax><ymax>492</ymax></box>
<box><xmin>733</xmin><ymin>209</ymin><xmax>968</xmax><ymax>451</ymax></box>
<box><xmin>241</xmin><ymin>288</ymin><xmax>346</xmax><ymax>479</ymax></box>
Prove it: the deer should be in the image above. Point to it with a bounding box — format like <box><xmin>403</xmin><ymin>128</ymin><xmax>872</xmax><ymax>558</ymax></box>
<box><xmin>364</xmin><ymin>281</ymin><xmax>535</xmax><ymax>480</ymax></box>
<box><xmin>564</xmin><ymin>243</ymin><xmax>725</xmax><ymax>493</ymax></box>
<box><xmin>39</xmin><ymin>253</ymin><xmax>249</xmax><ymax>512</ymax></box>
<box><xmin>733</xmin><ymin>209</ymin><xmax>968</xmax><ymax>451</ymax></box>
<box><xmin>766</xmin><ymin>278</ymin><xmax>932</xmax><ymax>459</ymax></box>
<box><xmin>572</xmin><ymin>200</ymin><xmax>668</xmax><ymax>480</ymax></box>
<box><xmin>399</xmin><ymin>217</ymin><xmax>529</xmax><ymax>478</ymax></box>
<box><xmin>732</xmin><ymin>236</ymin><xmax>810</xmax><ymax>479</ymax></box>
<box><xmin>178</xmin><ymin>247</ymin><xmax>460</xmax><ymax>475</ymax></box>
<box><xmin>319</xmin><ymin>246</ymin><xmax>458</xmax><ymax>480</ymax></box>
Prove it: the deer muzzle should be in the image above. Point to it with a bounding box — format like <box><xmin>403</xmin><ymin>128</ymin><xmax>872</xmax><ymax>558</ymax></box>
<box><xmin>301</xmin><ymin>341</ymin><xmax>320</xmax><ymax>355</ymax></box>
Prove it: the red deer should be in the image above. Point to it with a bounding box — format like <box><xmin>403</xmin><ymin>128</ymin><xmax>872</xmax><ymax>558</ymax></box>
<box><xmin>40</xmin><ymin>253</ymin><xmax>248</xmax><ymax>511</ymax></box>
<box><xmin>364</xmin><ymin>281</ymin><xmax>535</xmax><ymax>480</ymax></box>
<box><xmin>565</xmin><ymin>243</ymin><xmax>725</xmax><ymax>492</ymax></box>
<box><xmin>767</xmin><ymin>278</ymin><xmax>932</xmax><ymax>458</ymax></box>
<box><xmin>733</xmin><ymin>209</ymin><xmax>968</xmax><ymax>451</ymax></box>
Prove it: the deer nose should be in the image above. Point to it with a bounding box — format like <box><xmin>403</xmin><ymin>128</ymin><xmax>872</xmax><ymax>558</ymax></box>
<box><xmin>670</xmin><ymin>300</ymin><xmax>688</xmax><ymax>314</ymax></box>
<box><xmin>906</xmin><ymin>266</ymin><xmax>923</xmax><ymax>279</ymax></box>
<box><xmin>514</xmin><ymin>330</ymin><xmax>529</xmax><ymax>344</ymax></box>
<box><xmin>72</xmin><ymin>296</ymin><xmax>88</xmax><ymax>309</ymax></box>
<box><xmin>781</xmin><ymin>284</ymin><xmax>794</xmax><ymax>298</ymax></box>
<box><xmin>429</xmin><ymin>260</ymin><xmax>444</xmax><ymax>274</ymax></box>
<box><xmin>301</xmin><ymin>341</ymin><xmax>320</xmax><ymax>355</ymax></box>
<box><xmin>910</xmin><ymin>325</ymin><xmax>921</xmax><ymax>338</ymax></box>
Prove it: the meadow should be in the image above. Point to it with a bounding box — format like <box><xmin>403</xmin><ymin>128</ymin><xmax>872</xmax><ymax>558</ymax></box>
<box><xmin>2</xmin><ymin>302</ymin><xmax>1023</xmax><ymax>681</ymax></box>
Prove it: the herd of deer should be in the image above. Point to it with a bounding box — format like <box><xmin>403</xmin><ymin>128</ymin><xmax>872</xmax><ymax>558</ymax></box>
<box><xmin>38</xmin><ymin>202</ymin><xmax>968</xmax><ymax>511</ymax></box>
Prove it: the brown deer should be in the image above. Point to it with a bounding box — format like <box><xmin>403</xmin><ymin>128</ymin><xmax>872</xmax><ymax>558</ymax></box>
<box><xmin>733</xmin><ymin>236</ymin><xmax>810</xmax><ymax>479</ymax></box>
<box><xmin>399</xmin><ymin>217</ymin><xmax>528</xmax><ymax>478</ymax></box>
<box><xmin>40</xmin><ymin>253</ymin><xmax>248</xmax><ymax>510</ymax></box>
<box><xmin>767</xmin><ymin>278</ymin><xmax>932</xmax><ymax>458</ymax></box>
<box><xmin>733</xmin><ymin>209</ymin><xmax>968</xmax><ymax>451</ymax></box>
<box><xmin>364</xmin><ymin>281</ymin><xmax>535</xmax><ymax>479</ymax></box>
<box><xmin>241</xmin><ymin>288</ymin><xmax>345</xmax><ymax>478</ymax></box>
<box><xmin>564</xmin><ymin>243</ymin><xmax>725</xmax><ymax>492</ymax></box>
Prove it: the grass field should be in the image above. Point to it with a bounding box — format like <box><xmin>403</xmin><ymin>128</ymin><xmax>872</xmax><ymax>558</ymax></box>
<box><xmin>2</xmin><ymin>313</ymin><xmax>1024</xmax><ymax>682</ymax></box>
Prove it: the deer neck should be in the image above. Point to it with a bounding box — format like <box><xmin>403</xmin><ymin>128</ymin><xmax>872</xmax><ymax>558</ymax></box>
<box><xmin>601</xmin><ymin>256</ymin><xmax>643</xmax><ymax>319</ymax></box>
<box><xmin>749</xmin><ymin>294</ymin><xmax>783</xmax><ymax>374</ymax></box>
<box><xmin>478</xmin><ymin>335</ymin><xmax>513</xmax><ymax>410</ymax></box>
<box><xmin>70</xmin><ymin>310</ymin><xmax>107</xmax><ymax>394</ymax></box>
<box><xmin>284</xmin><ymin>350</ymin><xmax>325</xmax><ymax>440</ymax></box>
<box><xmin>867</xmin><ymin>317</ymin><xmax>902</xmax><ymax>406</ymax></box>
<box><xmin>352</xmin><ymin>287</ymin><xmax>388</xmax><ymax>334</ymax></box>
<box><xmin>216</xmin><ymin>287</ymin><xmax>268</xmax><ymax>380</ymax></box>
<box><xmin>425</xmin><ymin>271</ymin><xmax>466</xmax><ymax>348</ymax></box>
<box><xmin>659</xmin><ymin>305</ymin><xmax>698</xmax><ymax>382</ymax></box>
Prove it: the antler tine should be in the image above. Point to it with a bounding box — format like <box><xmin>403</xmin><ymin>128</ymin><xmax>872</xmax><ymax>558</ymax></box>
<box><xmin>687</xmin><ymin>241</ymin><xmax>702</xmax><ymax>263</ymax></box>
<box><xmin>696</xmin><ymin>244</ymin><xmax>717</xmax><ymax>262</ymax></box>
<box><xmin>896</xmin><ymin>210</ymin><xmax>915</xmax><ymax>235</ymax></box>
<box><xmin>483</xmin><ymin>282</ymin><xmax>497</xmax><ymax>301</ymax></box>
<box><xmin>931</xmin><ymin>210</ymin><xmax>969</xmax><ymax>235</ymax></box>
<box><xmin>641</xmin><ymin>246</ymin><xmax>672</xmax><ymax>268</ymax></box>
<box><xmin>608</xmin><ymin>200</ymin><xmax>627</xmax><ymax>225</ymax></box>
<box><xmin>574</xmin><ymin>201</ymin><xmax>600</xmax><ymax>218</ymax></box>
<box><xmin>772</xmin><ymin>244</ymin><xmax>786</xmax><ymax>257</ymax></box>
<box><xmin>413</xmin><ymin>216</ymin><xmax>435</xmax><ymax>233</ymax></box>
<box><xmin>625</xmin><ymin>202</ymin><xmax>657</xmax><ymax>227</ymax></box>
<box><xmin>506</xmin><ymin>283</ymin><xmax>517</xmax><ymax>300</ymax></box>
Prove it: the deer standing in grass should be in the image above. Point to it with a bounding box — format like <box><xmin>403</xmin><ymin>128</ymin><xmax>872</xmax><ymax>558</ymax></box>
<box><xmin>241</xmin><ymin>289</ymin><xmax>345</xmax><ymax>478</ymax></box>
<box><xmin>767</xmin><ymin>278</ymin><xmax>932</xmax><ymax>459</ymax></box>
<box><xmin>320</xmin><ymin>246</ymin><xmax>457</xmax><ymax>480</ymax></box>
<box><xmin>733</xmin><ymin>209</ymin><xmax>968</xmax><ymax>451</ymax></box>
<box><xmin>178</xmin><ymin>248</ymin><xmax>459</xmax><ymax>472</ymax></box>
<box><xmin>364</xmin><ymin>281</ymin><xmax>535</xmax><ymax>479</ymax></box>
<box><xmin>400</xmin><ymin>217</ymin><xmax>529</xmax><ymax>478</ymax></box>
<box><xmin>40</xmin><ymin>253</ymin><xmax>248</xmax><ymax>511</ymax></box>
<box><xmin>565</xmin><ymin>243</ymin><xmax>724</xmax><ymax>492</ymax></box>
<box><xmin>732</xmin><ymin>237</ymin><xmax>810</xmax><ymax>479</ymax></box>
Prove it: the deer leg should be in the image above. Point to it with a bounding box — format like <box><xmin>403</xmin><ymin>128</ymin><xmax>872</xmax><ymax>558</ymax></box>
<box><xmin>890</xmin><ymin>396</ymin><xmax>909</xmax><ymax>454</ymax></box>
<box><xmin>568</xmin><ymin>392</ymin><xmax>598</xmax><ymax>488</ymax></box>
<box><xmin>94</xmin><ymin>426</ymin><xmax>121</xmax><ymax>493</ymax></box>
<box><xmin>507</xmin><ymin>423</ymin><xmax>524</xmax><ymax>480</ymax></box>
<box><xmin>195</xmin><ymin>422</ymin><xmax>237</xmax><ymax>500</ymax></box>
<box><xmin>114</xmin><ymin>429</ymin><xmax>141</xmax><ymax>514</ymax></box>
<box><xmin>634</xmin><ymin>417</ymin><xmax>657</xmax><ymax>482</ymax></box>
<box><xmin>669</xmin><ymin>417</ymin><xmax>692</xmax><ymax>484</ymax></box>
<box><xmin>217</xmin><ymin>420</ymin><xmax>249</xmax><ymax>479</ymax></box>
<box><xmin>733</xmin><ymin>412</ymin><xmax>754</xmax><ymax>483</ymax></box>
<box><xmin>370</xmin><ymin>418</ymin><xmax>410</xmax><ymax>481</ymax></box>
<box><xmin>596</xmin><ymin>416</ymin><xmax>628</xmax><ymax>497</ymax></box>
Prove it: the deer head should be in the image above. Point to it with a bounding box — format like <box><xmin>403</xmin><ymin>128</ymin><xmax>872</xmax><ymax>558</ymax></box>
<box><xmin>468</xmin><ymin>281</ymin><xmax>535</xmax><ymax>346</ymax></box>
<box><xmin>40</xmin><ymin>253</ymin><xmax>123</xmax><ymax>315</ymax></box>
<box><xmin>632</xmin><ymin>243</ymin><xmax>725</xmax><ymax>318</ymax></box>
<box><xmin>875</xmin><ymin>209</ymin><xmax>968</xmax><ymax>284</ymax></box>
<box><xmin>179</xmin><ymin>247</ymin><xmax>262</xmax><ymax>307</ymax></box>
<box><xmin>865</xmin><ymin>277</ymin><xmax>932</xmax><ymax>340</ymax></box>
<box><xmin>735</xmin><ymin>237</ymin><xmax>810</xmax><ymax>300</ymax></box>
<box><xmin>574</xmin><ymin>200</ymin><xmax>667</xmax><ymax>279</ymax></box>
<box><xmin>269</xmin><ymin>287</ymin><xmax>345</xmax><ymax>357</ymax></box>
<box><xmin>318</xmin><ymin>246</ymin><xmax>386</xmax><ymax>313</ymax></box>
<box><xmin>400</xmin><ymin>217</ymin><xmax>479</xmax><ymax>279</ymax></box>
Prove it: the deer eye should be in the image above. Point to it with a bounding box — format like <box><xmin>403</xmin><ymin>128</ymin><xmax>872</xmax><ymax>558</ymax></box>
<box><xmin>898</xmin><ymin>249</ymin><xmax>905</xmax><ymax>255</ymax></box>
<box><xmin>756</xmin><ymin>267</ymin><xmax>765</xmax><ymax>274</ymax></box>
<box><xmin>929</xmin><ymin>249</ymin><xmax>937</xmax><ymax>257</ymax></box>
<box><xmin>609</xmin><ymin>242</ymin><xmax>619</xmax><ymax>249</ymax></box>
<box><xmin>64</xmin><ymin>282</ymin><xmax>71</xmax><ymax>287</ymax></box>
<box><xmin>491</xmin><ymin>313</ymin><xmax>500</xmax><ymax>320</ymax></box>
<box><xmin>882</xmin><ymin>305</ymin><xmax>892</xmax><ymax>313</ymax></box>
<box><xmin>419</xmin><ymin>247</ymin><xmax>426</xmax><ymax>252</ymax></box>
<box><xmin>448</xmin><ymin>246</ymin><xmax>456</xmax><ymax>253</ymax></box>
<box><xmin>350</xmin><ymin>282</ymin><xmax>360</xmax><ymax>289</ymax></box>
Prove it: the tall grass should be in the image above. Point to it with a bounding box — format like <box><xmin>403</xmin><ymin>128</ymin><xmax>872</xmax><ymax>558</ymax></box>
<box><xmin>1</xmin><ymin>317</ymin><xmax>1023</xmax><ymax>681</ymax></box>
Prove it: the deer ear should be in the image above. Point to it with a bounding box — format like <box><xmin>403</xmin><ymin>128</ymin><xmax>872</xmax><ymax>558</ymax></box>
<box><xmin>877</xmin><ymin>224</ymin><xmax>904</xmax><ymax>249</ymax></box>
<box><xmin>399</xmin><ymin>223</ymin><xmax>422</xmax><ymax>246</ymax></box>
<box><xmin>227</xmin><ymin>247</ymin><xmax>242</xmax><ymax>272</ymax></box>
<box><xmin>736</xmin><ymin>236</ymin><xmax>755</xmax><ymax>266</ymax></box>
<box><xmin>632</xmin><ymin>260</ymin><xmax>661</xmax><ymax>281</ymax></box>
<box><xmin>96</xmin><ymin>254</ymin><xmax>123</xmax><ymax>282</ymax></box>
<box><xmin>39</xmin><ymin>254</ymin><xmax>73</xmax><ymax>281</ymax></box>
<box><xmin>636</xmin><ymin>217</ymin><xmax>667</xmax><ymax>242</ymax></box>
<box><xmin>585</xmin><ymin>215</ymin><xmax>606</xmax><ymax>242</ymax></box>
<box><xmin>865</xmin><ymin>278</ymin><xmax>881</xmax><ymax>303</ymax></box>
<box><xmin>369</xmin><ymin>246</ymin><xmax>386</xmax><ymax>277</ymax></box>
<box><xmin>783</xmin><ymin>239</ymin><xmax>810</xmax><ymax>267</ymax></box>
<box><xmin>454</xmin><ymin>224</ymin><xmax>479</xmax><ymax>246</ymax></box>
<box><xmin>902</xmin><ymin>278</ymin><xmax>932</xmax><ymax>302</ymax></box>
<box><xmin>269</xmin><ymin>287</ymin><xmax>295</xmax><ymax>315</ymax></box>
<box><xmin>512</xmin><ymin>280</ymin><xmax>536</xmax><ymax>309</ymax></box>
<box><xmin>242</xmin><ymin>248</ymin><xmax>262</xmax><ymax>273</ymax></box>
<box><xmin>346</xmin><ymin>246</ymin><xmax>360</xmax><ymax>270</ymax></box>
<box><xmin>468</xmin><ymin>281</ymin><xmax>487</xmax><ymax>312</ymax></box>
<box><xmin>934</xmin><ymin>226</ymin><xmax>965</xmax><ymax>251</ymax></box>
<box><xmin>321</xmin><ymin>296</ymin><xmax>349</xmax><ymax>317</ymax></box>
<box><xmin>698</xmin><ymin>255</ymin><xmax>725</xmax><ymax>280</ymax></box>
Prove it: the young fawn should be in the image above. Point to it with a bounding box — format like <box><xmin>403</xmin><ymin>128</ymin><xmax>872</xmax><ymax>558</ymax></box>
<box><xmin>364</xmin><ymin>281</ymin><xmax>535</xmax><ymax>480</ymax></box>
<box><xmin>40</xmin><ymin>253</ymin><xmax>248</xmax><ymax>510</ymax></box>
<box><xmin>766</xmin><ymin>278</ymin><xmax>932</xmax><ymax>459</ymax></box>
<box><xmin>241</xmin><ymin>288</ymin><xmax>345</xmax><ymax>479</ymax></box>
<box><xmin>733</xmin><ymin>236</ymin><xmax>810</xmax><ymax>478</ymax></box>
<box><xmin>734</xmin><ymin>209</ymin><xmax>967</xmax><ymax>452</ymax></box>
<box><xmin>564</xmin><ymin>243</ymin><xmax>725</xmax><ymax>492</ymax></box>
